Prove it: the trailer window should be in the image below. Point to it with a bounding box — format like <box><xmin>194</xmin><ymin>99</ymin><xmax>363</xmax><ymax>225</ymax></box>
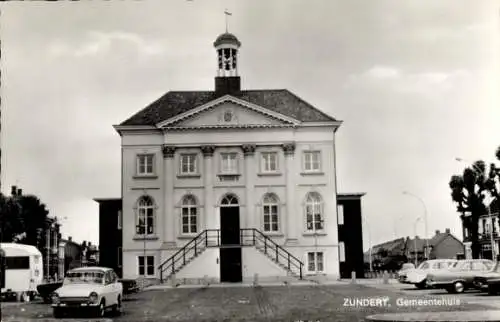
<box><xmin>5</xmin><ymin>256</ymin><xmax>30</xmax><ymax>269</ymax></box>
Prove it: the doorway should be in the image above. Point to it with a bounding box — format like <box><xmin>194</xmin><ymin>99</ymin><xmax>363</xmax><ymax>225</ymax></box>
<box><xmin>219</xmin><ymin>194</ymin><xmax>242</xmax><ymax>283</ymax></box>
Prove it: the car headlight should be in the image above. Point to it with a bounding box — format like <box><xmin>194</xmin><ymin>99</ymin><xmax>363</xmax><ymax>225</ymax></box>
<box><xmin>88</xmin><ymin>292</ymin><xmax>99</xmax><ymax>304</ymax></box>
<box><xmin>51</xmin><ymin>293</ymin><xmax>60</xmax><ymax>304</ymax></box>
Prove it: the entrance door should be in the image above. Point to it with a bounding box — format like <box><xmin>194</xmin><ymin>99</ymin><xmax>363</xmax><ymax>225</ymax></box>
<box><xmin>219</xmin><ymin>194</ymin><xmax>242</xmax><ymax>282</ymax></box>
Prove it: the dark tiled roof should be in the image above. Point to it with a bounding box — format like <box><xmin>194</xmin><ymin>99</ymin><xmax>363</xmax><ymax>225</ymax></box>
<box><xmin>119</xmin><ymin>90</ymin><xmax>337</xmax><ymax>126</ymax></box>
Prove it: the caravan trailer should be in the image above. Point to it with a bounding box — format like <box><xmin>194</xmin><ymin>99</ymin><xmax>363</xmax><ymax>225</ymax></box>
<box><xmin>0</xmin><ymin>243</ymin><xmax>44</xmax><ymax>301</ymax></box>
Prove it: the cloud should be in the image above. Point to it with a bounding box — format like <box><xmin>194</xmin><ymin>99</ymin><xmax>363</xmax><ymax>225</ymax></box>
<box><xmin>346</xmin><ymin>66</ymin><xmax>469</xmax><ymax>95</ymax></box>
<box><xmin>363</xmin><ymin>65</ymin><xmax>401</xmax><ymax>79</ymax></box>
<box><xmin>47</xmin><ymin>30</ymin><xmax>166</xmax><ymax>57</ymax></box>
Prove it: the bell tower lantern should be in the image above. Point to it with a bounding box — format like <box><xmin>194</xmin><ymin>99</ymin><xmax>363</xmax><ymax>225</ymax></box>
<box><xmin>213</xmin><ymin>11</ymin><xmax>242</xmax><ymax>95</ymax></box>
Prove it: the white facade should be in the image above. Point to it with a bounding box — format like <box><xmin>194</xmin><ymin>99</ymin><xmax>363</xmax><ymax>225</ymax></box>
<box><xmin>115</xmin><ymin>33</ymin><xmax>342</xmax><ymax>282</ymax></box>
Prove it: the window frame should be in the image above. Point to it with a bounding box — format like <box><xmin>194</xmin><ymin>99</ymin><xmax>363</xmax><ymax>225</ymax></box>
<box><xmin>138</xmin><ymin>255</ymin><xmax>155</xmax><ymax>277</ymax></box>
<box><xmin>136</xmin><ymin>154</ymin><xmax>155</xmax><ymax>176</ymax></box>
<box><xmin>304</xmin><ymin>192</ymin><xmax>325</xmax><ymax>232</ymax></box>
<box><xmin>181</xmin><ymin>195</ymin><xmax>198</xmax><ymax>235</ymax></box>
<box><xmin>261</xmin><ymin>152</ymin><xmax>279</xmax><ymax>173</ymax></box>
<box><xmin>337</xmin><ymin>204</ymin><xmax>344</xmax><ymax>226</ymax></box>
<box><xmin>136</xmin><ymin>196</ymin><xmax>156</xmax><ymax>236</ymax></box>
<box><xmin>117</xmin><ymin>247</ymin><xmax>122</xmax><ymax>267</ymax></box>
<box><xmin>302</xmin><ymin>150</ymin><xmax>321</xmax><ymax>172</ymax></box>
<box><xmin>339</xmin><ymin>242</ymin><xmax>345</xmax><ymax>262</ymax></box>
<box><xmin>220</xmin><ymin>152</ymin><xmax>238</xmax><ymax>174</ymax></box>
<box><xmin>306</xmin><ymin>251</ymin><xmax>325</xmax><ymax>273</ymax></box>
<box><xmin>179</xmin><ymin>153</ymin><xmax>198</xmax><ymax>175</ymax></box>
<box><xmin>262</xmin><ymin>194</ymin><xmax>280</xmax><ymax>233</ymax></box>
<box><xmin>117</xmin><ymin>210</ymin><xmax>122</xmax><ymax>230</ymax></box>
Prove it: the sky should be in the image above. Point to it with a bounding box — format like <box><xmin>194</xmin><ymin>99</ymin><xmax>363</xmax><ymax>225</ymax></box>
<box><xmin>1</xmin><ymin>0</ymin><xmax>499</xmax><ymax>250</ymax></box>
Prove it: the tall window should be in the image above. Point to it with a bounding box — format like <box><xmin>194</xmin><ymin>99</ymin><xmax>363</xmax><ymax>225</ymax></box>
<box><xmin>181</xmin><ymin>195</ymin><xmax>198</xmax><ymax>234</ymax></box>
<box><xmin>221</xmin><ymin>153</ymin><xmax>238</xmax><ymax>173</ymax></box>
<box><xmin>261</xmin><ymin>152</ymin><xmax>278</xmax><ymax>173</ymax></box>
<box><xmin>305</xmin><ymin>192</ymin><xmax>324</xmax><ymax>231</ymax></box>
<box><xmin>339</xmin><ymin>242</ymin><xmax>345</xmax><ymax>262</ymax></box>
<box><xmin>263</xmin><ymin>194</ymin><xmax>279</xmax><ymax>232</ymax></box>
<box><xmin>307</xmin><ymin>252</ymin><xmax>324</xmax><ymax>273</ymax></box>
<box><xmin>303</xmin><ymin>151</ymin><xmax>321</xmax><ymax>172</ymax></box>
<box><xmin>337</xmin><ymin>204</ymin><xmax>344</xmax><ymax>225</ymax></box>
<box><xmin>137</xmin><ymin>154</ymin><xmax>154</xmax><ymax>175</ymax></box>
<box><xmin>180</xmin><ymin>154</ymin><xmax>197</xmax><ymax>175</ymax></box>
<box><xmin>138</xmin><ymin>256</ymin><xmax>154</xmax><ymax>276</ymax></box>
<box><xmin>136</xmin><ymin>196</ymin><xmax>155</xmax><ymax>235</ymax></box>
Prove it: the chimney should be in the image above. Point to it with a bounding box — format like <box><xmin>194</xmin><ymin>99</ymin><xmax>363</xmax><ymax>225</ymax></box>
<box><xmin>435</xmin><ymin>230</ymin><xmax>440</xmax><ymax>235</ymax></box>
<box><xmin>17</xmin><ymin>189</ymin><xmax>22</xmax><ymax>196</ymax></box>
<box><xmin>215</xmin><ymin>76</ymin><xmax>241</xmax><ymax>96</ymax></box>
<box><xmin>445</xmin><ymin>228</ymin><xmax>450</xmax><ymax>234</ymax></box>
<box><xmin>68</xmin><ymin>236</ymin><xmax>72</xmax><ymax>242</ymax></box>
<box><xmin>11</xmin><ymin>185</ymin><xmax>17</xmax><ymax>196</ymax></box>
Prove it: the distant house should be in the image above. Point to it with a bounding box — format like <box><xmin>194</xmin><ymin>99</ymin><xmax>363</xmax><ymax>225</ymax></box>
<box><xmin>58</xmin><ymin>236</ymin><xmax>84</xmax><ymax>278</ymax></box>
<box><xmin>426</xmin><ymin>229</ymin><xmax>465</xmax><ymax>260</ymax></box>
<box><xmin>366</xmin><ymin>228</ymin><xmax>464</xmax><ymax>270</ymax></box>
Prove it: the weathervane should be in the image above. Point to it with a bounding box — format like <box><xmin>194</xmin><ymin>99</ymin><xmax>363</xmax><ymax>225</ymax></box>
<box><xmin>224</xmin><ymin>9</ymin><xmax>232</xmax><ymax>32</ymax></box>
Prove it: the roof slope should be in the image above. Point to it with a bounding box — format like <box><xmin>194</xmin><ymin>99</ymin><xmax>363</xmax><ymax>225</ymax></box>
<box><xmin>120</xmin><ymin>89</ymin><xmax>337</xmax><ymax>126</ymax></box>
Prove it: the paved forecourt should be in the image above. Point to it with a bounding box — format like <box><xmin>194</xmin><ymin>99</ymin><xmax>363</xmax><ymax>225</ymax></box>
<box><xmin>0</xmin><ymin>283</ymin><xmax>495</xmax><ymax>322</ymax></box>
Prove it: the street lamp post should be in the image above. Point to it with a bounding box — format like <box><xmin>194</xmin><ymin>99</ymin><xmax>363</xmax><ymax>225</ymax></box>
<box><xmin>362</xmin><ymin>214</ymin><xmax>373</xmax><ymax>272</ymax></box>
<box><xmin>403</xmin><ymin>191</ymin><xmax>429</xmax><ymax>260</ymax></box>
<box><xmin>456</xmin><ymin>157</ymin><xmax>496</xmax><ymax>259</ymax></box>
<box><xmin>413</xmin><ymin>217</ymin><xmax>422</xmax><ymax>266</ymax></box>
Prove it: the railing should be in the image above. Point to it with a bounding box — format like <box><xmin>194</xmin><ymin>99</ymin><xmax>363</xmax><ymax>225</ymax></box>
<box><xmin>240</xmin><ymin>228</ymin><xmax>303</xmax><ymax>279</ymax></box>
<box><xmin>157</xmin><ymin>228</ymin><xmax>304</xmax><ymax>282</ymax></box>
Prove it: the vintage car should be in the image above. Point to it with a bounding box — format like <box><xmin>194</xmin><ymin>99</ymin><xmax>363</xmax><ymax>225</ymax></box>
<box><xmin>486</xmin><ymin>277</ymin><xmax>500</xmax><ymax>295</ymax></box>
<box><xmin>397</xmin><ymin>263</ymin><xmax>415</xmax><ymax>283</ymax></box>
<box><xmin>472</xmin><ymin>261</ymin><xmax>500</xmax><ymax>292</ymax></box>
<box><xmin>50</xmin><ymin>267</ymin><xmax>123</xmax><ymax>318</ymax></box>
<box><xmin>404</xmin><ymin>259</ymin><xmax>457</xmax><ymax>289</ymax></box>
<box><xmin>426</xmin><ymin>259</ymin><xmax>494</xmax><ymax>293</ymax></box>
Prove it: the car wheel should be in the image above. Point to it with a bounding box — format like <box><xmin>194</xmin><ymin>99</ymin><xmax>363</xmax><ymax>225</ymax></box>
<box><xmin>415</xmin><ymin>280</ymin><xmax>427</xmax><ymax>289</ymax></box>
<box><xmin>453</xmin><ymin>281</ymin><xmax>465</xmax><ymax>293</ymax></box>
<box><xmin>53</xmin><ymin>308</ymin><xmax>64</xmax><ymax>319</ymax></box>
<box><xmin>96</xmin><ymin>299</ymin><xmax>106</xmax><ymax>318</ymax></box>
<box><xmin>112</xmin><ymin>295</ymin><xmax>122</xmax><ymax>316</ymax></box>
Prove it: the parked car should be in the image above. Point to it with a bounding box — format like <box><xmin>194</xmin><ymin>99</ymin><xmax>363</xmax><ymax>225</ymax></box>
<box><xmin>426</xmin><ymin>259</ymin><xmax>494</xmax><ymax>293</ymax></box>
<box><xmin>50</xmin><ymin>267</ymin><xmax>123</xmax><ymax>318</ymax></box>
<box><xmin>404</xmin><ymin>259</ymin><xmax>457</xmax><ymax>289</ymax></box>
<box><xmin>472</xmin><ymin>261</ymin><xmax>500</xmax><ymax>292</ymax></box>
<box><xmin>119</xmin><ymin>279</ymin><xmax>139</xmax><ymax>295</ymax></box>
<box><xmin>486</xmin><ymin>277</ymin><xmax>500</xmax><ymax>295</ymax></box>
<box><xmin>37</xmin><ymin>282</ymin><xmax>63</xmax><ymax>303</ymax></box>
<box><xmin>397</xmin><ymin>263</ymin><xmax>415</xmax><ymax>283</ymax></box>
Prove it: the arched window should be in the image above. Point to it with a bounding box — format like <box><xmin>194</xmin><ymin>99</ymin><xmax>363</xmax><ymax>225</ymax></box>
<box><xmin>136</xmin><ymin>196</ymin><xmax>155</xmax><ymax>235</ymax></box>
<box><xmin>181</xmin><ymin>195</ymin><xmax>198</xmax><ymax>234</ymax></box>
<box><xmin>305</xmin><ymin>192</ymin><xmax>324</xmax><ymax>231</ymax></box>
<box><xmin>263</xmin><ymin>194</ymin><xmax>279</xmax><ymax>232</ymax></box>
<box><xmin>221</xmin><ymin>194</ymin><xmax>239</xmax><ymax>206</ymax></box>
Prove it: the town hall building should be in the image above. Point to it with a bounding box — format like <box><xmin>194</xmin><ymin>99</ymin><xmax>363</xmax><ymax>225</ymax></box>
<box><xmin>108</xmin><ymin>31</ymin><xmax>364</xmax><ymax>283</ymax></box>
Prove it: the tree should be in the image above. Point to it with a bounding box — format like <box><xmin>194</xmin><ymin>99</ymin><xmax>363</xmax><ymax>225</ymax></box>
<box><xmin>16</xmin><ymin>195</ymin><xmax>51</xmax><ymax>249</ymax></box>
<box><xmin>0</xmin><ymin>193</ymin><xmax>23</xmax><ymax>242</ymax></box>
<box><xmin>450</xmin><ymin>147</ymin><xmax>500</xmax><ymax>259</ymax></box>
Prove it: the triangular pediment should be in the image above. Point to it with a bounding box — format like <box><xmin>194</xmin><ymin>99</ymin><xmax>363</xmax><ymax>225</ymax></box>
<box><xmin>156</xmin><ymin>95</ymin><xmax>300</xmax><ymax>129</ymax></box>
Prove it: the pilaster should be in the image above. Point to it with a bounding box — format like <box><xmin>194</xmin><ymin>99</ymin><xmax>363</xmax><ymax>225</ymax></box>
<box><xmin>283</xmin><ymin>142</ymin><xmax>298</xmax><ymax>244</ymax></box>
<box><xmin>201</xmin><ymin>145</ymin><xmax>216</xmax><ymax>229</ymax></box>
<box><xmin>242</xmin><ymin>144</ymin><xmax>256</xmax><ymax>228</ymax></box>
<box><xmin>162</xmin><ymin>145</ymin><xmax>176</xmax><ymax>247</ymax></box>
